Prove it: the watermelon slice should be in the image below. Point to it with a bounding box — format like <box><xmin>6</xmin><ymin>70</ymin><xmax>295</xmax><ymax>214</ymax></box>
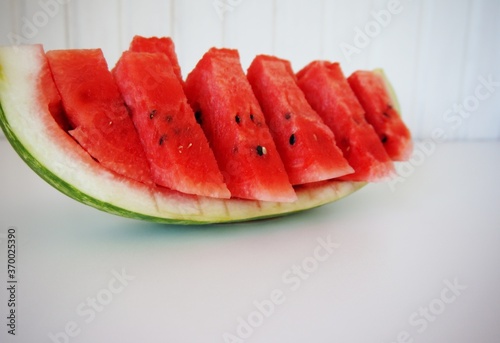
<box><xmin>297</xmin><ymin>61</ymin><xmax>395</xmax><ymax>182</ymax></box>
<box><xmin>113</xmin><ymin>51</ymin><xmax>230</xmax><ymax>199</ymax></box>
<box><xmin>348</xmin><ymin>69</ymin><xmax>413</xmax><ymax>161</ymax></box>
<box><xmin>184</xmin><ymin>48</ymin><xmax>297</xmax><ymax>203</ymax></box>
<box><xmin>46</xmin><ymin>48</ymin><xmax>153</xmax><ymax>186</ymax></box>
<box><xmin>247</xmin><ymin>54</ymin><xmax>354</xmax><ymax>185</ymax></box>
<box><xmin>0</xmin><ymin>45</ymin><xmax>366</xmax><ymax>224</ymax></box>
<box><xmin>128</xmin><ymin>35</ymin><xmax>183</xmax><ymax>85</ymax></box>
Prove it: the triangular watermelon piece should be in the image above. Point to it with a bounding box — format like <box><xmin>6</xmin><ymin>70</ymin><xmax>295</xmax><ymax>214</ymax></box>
<box><xmin>128</xmin><ymin>35</ymin><xmax>183</xmax><ymax>85</ymax></box>
<box><xmin>297</xmin><ymin>61</ymin><xmax>395</xmax><ymax>182</ymax></box>
<box><xmin>348</xmin><ymin>69</ymin><xmax>413</xmax><ymax>161</ymax></box>
<box><xmin>46</xmin><ymin>49</ymin><xmax>154</xmax><ymax>185</ymax></box>
<box><xmin>184</xmin><ymin>48</ymin><xmax>297</xmax><ymax>202</ymax></box>
<box><xmin>247</xmin><ymin>54</ymin><xmax>354</xmax><ymax>185</ymax></box>
<box><xmin>113</xmin><ymin>51</ymin><xmax>230</xmax><ymax>199</ymax></box>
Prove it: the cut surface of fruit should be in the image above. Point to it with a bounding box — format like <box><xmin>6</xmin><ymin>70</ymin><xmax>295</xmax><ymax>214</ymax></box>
<box><xmin>184</xmin><ymin>48</ymin><xmax>297</xmax><ymax>202</ymax></box>
<box><xmin>247</xmin><ymin>55</ymin><xmax>354</xmax><ymax>185</ymax></box>
<box><xmin>297</xmin><ymin>61</ymin><xmax>395</xmax><ymax>182</ymax></box>
<box><xmin>348</xmin><ymin>69</ymin><xmax>413</xmax><ymax>161</ymax></box>
<box><xmin>113</xmin><ymin>51</ymin><xmax>230</xmax><ymax>199</ymax></box>
<box><xmin>129</xmin><ymin>35</ymin><xmax>183</xmax><ymax>85</ymax></box>
<box><xmin>46</xmin><ymin>48</ymin><xmax>153</xmax><ymax>185</ymax></box>
<box><xmin>0</xmin><ymin>45</ymin><xmax>365</xmax><ymax>224</ymax></box>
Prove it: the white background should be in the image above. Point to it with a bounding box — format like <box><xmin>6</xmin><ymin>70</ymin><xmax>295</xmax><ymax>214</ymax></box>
<box><xmin>0</xmin><ymin>1</ymin><xmax>500</xmax><ymax>343</ymax></box>
<box><xmin>0</xmin><ymin>0</ymin><xmax>499</xmax><ymax>141</ymax></box>
<box><xmin>0</xmin><ymin>140</ymin><xmax>499</xmax><ymax>342</ymax></box>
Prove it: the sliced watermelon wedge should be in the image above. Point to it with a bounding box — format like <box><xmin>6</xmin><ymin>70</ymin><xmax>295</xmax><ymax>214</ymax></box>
<box><xmin>113</xmin><ymin>51</ymin><xmax>230</xmax><ymax>199</ymax></box>
<box><xmin>128</xmin><ymin>35</ymin><xmax>183</xmax><ymax>85</ymax></box>
<box><xmin>184</xmin><ymin>48</ymin><xmax>297</xmax><ymax>203</ymax></box>
<box><xmin>46</xmin><ymin>48</ymin><xmax>154</xmax><ymax>186</ymax></box>
<box><xmin>348</xmin><ymin>69</ymin><xmax>413</xmax><ymax>161</ymax></box>
<box><xmin>0</xmin><ymin>45</ymin><xmax>365</xmax><ymax>224</ymax></box>
<box><xmin>247</xmin><ymin>54</ymin><xmax>354</xmax><ymax>184</ymax></box>
<box><xmin>297</xmin><ymin>61</ymin><xmax>395</xmax><ymax>182</ymax></box>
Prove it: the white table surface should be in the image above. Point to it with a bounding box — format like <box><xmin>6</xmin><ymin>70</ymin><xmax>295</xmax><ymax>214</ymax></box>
<box><xmin>0</xmin><ymin>138</ymin><xmax>499</xmax><ymax>343</ymax></box>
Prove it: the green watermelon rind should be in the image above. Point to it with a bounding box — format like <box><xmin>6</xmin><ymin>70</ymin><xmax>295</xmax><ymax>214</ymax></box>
<box><xmin>0</xmin><ymin>45</ymin><xmax>367</xmax><ymax>225</ymax></box>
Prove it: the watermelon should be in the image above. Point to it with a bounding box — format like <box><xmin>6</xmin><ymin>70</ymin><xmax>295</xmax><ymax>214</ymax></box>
<box><xmin>184</xmin><ymin>48</ymin><xmax>297</xmax><ymax>203</ymax></box>
<box><xmin>0</xmin><ymin>44</ymin><xmax>367</xmax><ymax>224</ymax></box>
<box><xmin>247</xmin><ymin>54</ymin><xmax>354</xmax><ymax>185</ymax></box>
<box><xmin>348</xmin><ymin>69</ymin><xmax>413</xmax><ymax>161</ymax></box>
<box><xmin>297</xmin><ymin>61</ymin><xmax>395</xmax><ymax>182</ymax></box>
<box><xmin>113</xmin><ymin>50</ymin><xmax>230</xmax><ymax>199</ymax></box>
<box><xmin>128</xmin><ymin>35</ymin><xmax>183</xmax><ymax>85</ymax></box>
<box><xmin>46</xmin><ymin>48</ymin><xmax>153</xmax><ymax>186</ymax></box>
<box><xmin>0</xmin><ymin>37</ymin><xmax>416</xmax><ymax>224</ymax></box>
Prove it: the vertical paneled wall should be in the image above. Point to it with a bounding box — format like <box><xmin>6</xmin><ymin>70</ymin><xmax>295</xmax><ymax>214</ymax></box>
<box><xmin>1</xmin><ymin>0</ymin><xmax>499</xmax><ymax>141</ymax></box>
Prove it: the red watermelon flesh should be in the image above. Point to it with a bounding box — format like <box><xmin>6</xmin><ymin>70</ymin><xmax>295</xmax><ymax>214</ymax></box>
<box><xmin>113</xmin><ymin>51</ymin><xmax>230</xmax><ymax>199</ymax></box>
<box><xmin>247</xmin><ymin>55</ymin><xmax>354</xmax><ymax>185</ymax></box>
<box><xmin>184</xmin><ymin>48</ymin><xmax>297</xmax><ymax>202</ymax></box>
<box><xmin>46</xmin><ymin>49</ymin><xmax>154</xmax><ymax>185</ymax></box>
<box><xmin>297</xmin><ymin>61</ymin><xmax>394</xmax><ymax>182</ymax></box>
<box><xmin>129</xmin><ymin>35</ymin><xmax>183</xmax><ymax>85</ymax></box>
<box><xmin>38</xmin><ymin>54</ymin><xmax>70</xmax><ymax>131</ymax></box>
<box><xmin>348</xmin><ymin>70</ymin><xmax>413</xmax><ymax>161</ymax></box>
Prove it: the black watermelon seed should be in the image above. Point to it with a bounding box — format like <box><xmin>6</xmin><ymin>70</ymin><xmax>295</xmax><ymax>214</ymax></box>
<box><xmin>159</xmin><ymin>134</ymin><xmax>167</xmax><ymax>146</ymax></box>
<box><xmin>284</xmin><ymin>112</ymin><xmax>292</xmax><ymax>120</ymax></box>
<box><xmin>235</xmin><ymin>114</ymin><xmax>241</xmax><ymax>124</ymax></box>
<box><xmin>256</xmin><ymin>145</ymin><xmax>267</xmax><ymax>156</ymax></box>
<box><xmin>149</xmin><ymin>109</ymin><xmax>157</xmax><ymax>119</ymax></box>
<box><xmin>195</xmin><ymin>111</ymin><xmax>202</xmax><ymax>125</ymax></box>
<box><xmin>165</xmin><ymin>115</ymin><xmax>173</xmax><ymax>123</ymax></box>
<box><xmin>250</xmin><ymin>114</ymin><xmax>255</xmax><ymax>122</ymax></box>
<box><xmin>381</xmin><ymin>134</ymin><xmax>388</xmax><ymax>143</ymax></box>
<box><xmin>289</xmin><ymin>134</ymin><xmax>296</xmax><ymax>145</ymax></box>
